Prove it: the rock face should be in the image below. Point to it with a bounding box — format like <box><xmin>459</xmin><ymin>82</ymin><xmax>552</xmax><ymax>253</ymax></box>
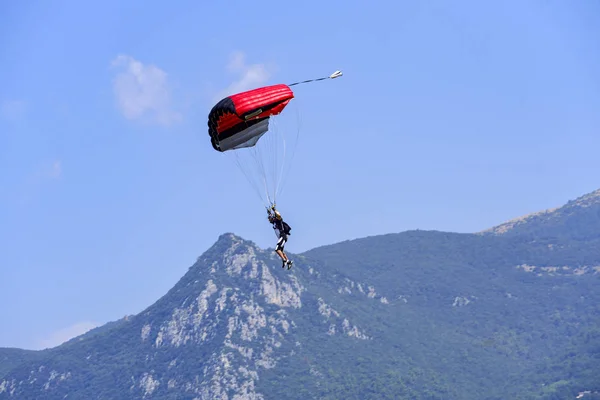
<box><xmin>138</xmin><ymin>234</ymin><xmax>309</xmax><ymax>399</ymax></box>
<box><xmin>1</xmin><ymin>189</ymin><xmax>600</xmax><ymax>400</ymax></box>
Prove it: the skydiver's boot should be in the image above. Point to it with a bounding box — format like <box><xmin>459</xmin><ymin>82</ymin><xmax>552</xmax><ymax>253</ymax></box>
<box><xmin>286</xmin><ymin>260</ymin><xmax>293</xmax><ymax>270</ymax></box>
<box><xmin>282</xmin><ymin>260</ymin><xmax>287</xmax><ymax>268</ymax></box>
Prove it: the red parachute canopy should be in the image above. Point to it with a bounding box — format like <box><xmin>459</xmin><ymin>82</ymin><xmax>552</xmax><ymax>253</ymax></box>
<box><xmin>207</xmin><ymin>84</ymin><xmax>294</xmax><ymax>152</ymax></box>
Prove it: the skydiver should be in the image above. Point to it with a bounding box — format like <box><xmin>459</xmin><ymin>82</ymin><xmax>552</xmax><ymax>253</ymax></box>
<box><xmin>267</xmin><ymin>206</ymin><xmax>293</xmax><ymax>269</ymax></box>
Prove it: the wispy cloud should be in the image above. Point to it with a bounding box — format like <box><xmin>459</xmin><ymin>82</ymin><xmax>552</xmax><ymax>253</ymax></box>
<box><xmin>25</xmin><ymin>159</ymin><xmax>62</xmax><ymax>183</ymax></box>
<box><xmin>110</xmin><ymin>54</ymin><xmax>181</xmax><ymax>126</ymax></box>
<box><xmin>213</xmin><ymin>51</ymin><xmax>273</xmax><ymax>102</ymax></box>
<box><xmin>1</xmin><ymin>100</ymin><xmax>27</xmax><ymax>121</ymax></box>
<box><xmin>13</xmin><ymin>159</ymin><xmax>63</xmax><ymax>205</ymax></box>
<box><xmin>39</xmin><ymin>160</ymin><xmax>62</xmax><ymax>180</ymax></box>
<box><xmin>36</xmin><ymin>321</ymin><xmax>99</xmax><ymax>350</ymax></box>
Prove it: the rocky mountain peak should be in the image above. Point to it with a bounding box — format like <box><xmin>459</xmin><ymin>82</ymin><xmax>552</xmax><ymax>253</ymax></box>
<box><xmin>479</xmin><ymin>188</ymin><xmax>600</xmax><ymax>238</ymax></box>
<box><xmin>130</xmin><ymin>233</ymin><xmax>308</xmax><ymax>398</ymax></box>
<box><xmin>565</xmin><ymin>188</ymin><xmax>600</xmax><ymax>209</ymax></box>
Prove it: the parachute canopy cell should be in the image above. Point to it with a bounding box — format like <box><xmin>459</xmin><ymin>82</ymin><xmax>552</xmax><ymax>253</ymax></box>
<box><xmin>208</xmin><ymin>84</ymin><xmax>295</xmax><ymax>152</ymax></box>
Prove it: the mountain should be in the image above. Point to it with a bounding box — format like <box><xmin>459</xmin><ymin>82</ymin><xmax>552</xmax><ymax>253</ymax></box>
<box><xmin>0</xmin><ymin>317</ymin><xmax>135</xmax><ymax>383</ymax></box>
<box><xmin>480</xmin><ymin>189</ymin><xmax>600</xmax><ymax>241</ymax></box>
<box><xmin>1</xmin><ymin>189</ymin><xmax>600</xmax><ymax>399</ymax></box>
<box><xmin>0</xmin><ymin>349</ymin><xmax>41</xmax><ymax>381</ymax></box>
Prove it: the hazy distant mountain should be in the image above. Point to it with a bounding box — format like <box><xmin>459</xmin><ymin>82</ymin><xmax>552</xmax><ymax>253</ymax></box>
<box><xmin>0</xmin><ymin>349</ymin><xmax>40</xmax><ymax>381</ymax></box>
<box><xmin>1</xmin><ymin>189</ymin><xmax>599</xmax><ymax>399</ymax></box>
<box><xmin>480</xmin><ymin>189</ymin><xmax>600</xmax><ymax>241</ymax></box>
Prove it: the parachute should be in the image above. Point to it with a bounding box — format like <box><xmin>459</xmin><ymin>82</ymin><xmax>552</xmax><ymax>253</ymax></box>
<box><xmin>208</xmin><ymin>84</ymin><xmax>294</xmax><ymax>153</ymax></box>
<box><xmin>208</xmin><ymin>70</ymin><xmax>343</xmax><ymax>208</ymax></box>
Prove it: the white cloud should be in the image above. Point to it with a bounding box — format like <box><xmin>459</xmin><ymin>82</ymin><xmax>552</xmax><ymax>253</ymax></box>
<box><xmin>1</xmin><ymin>100</ymin><xmax>26</xmax><ymax>121</ymax></box>
<box><xmin>110</xmin><ymin>54</ymin><xmax>181</xmax><ymax>126</ymax></box>
<box><xmin>14</xmin><ymin>160</ymin><xmax>62</xmax><ymax>204</ymax></box>
<box><xmin>22</xmin><ymin>159</ymin><xmax>62</xmax><ymax>185</ymax></box>
<box><xmin>27</xmin><ymin>159</ymin><xmax>62</xmax><ymax>182</ymax></box>
<box><xmin>37</xmin><ymin>321</ymin><xmax>99</xmax><ymax>350</ymax></box>
<box><xmin>41</xmin><ymin>160</ymin><xmax>62</xmax><ymax>179</ymax></box>
<box><xmin>214</xmin><ymin>51</ymin><xmax>272</xmax><ymax>101</ymax></box>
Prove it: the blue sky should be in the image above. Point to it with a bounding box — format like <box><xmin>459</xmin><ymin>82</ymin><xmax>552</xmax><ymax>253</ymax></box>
<box><xmin>1</xmin><ymin>0</ymin><xmax>599</xmax><ymax>349</ymax></box>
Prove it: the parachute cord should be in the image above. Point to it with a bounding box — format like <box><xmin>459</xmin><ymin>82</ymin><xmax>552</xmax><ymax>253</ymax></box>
<box><xmin>281</xmin><ymin>111</ymin><xmax>299</xmax><ymax>196</ymax></box>
<box><xmin>288</xmin><ymin>70</ymin><xmax>342</xmax><ymax>87</ymax></box>
<box><xmin>273</xmin><ymin>116</ymin><xmax>284</xmax><ymax>205</ymax></box>
<box><xmin>250</xmin><ymin>147</ymin><xmax>272</xmax><ymax>207</ymax></box>
<box><xmin>269</xmin><ymin>118</ymin><xmax>278</xmax><ymax>206</ymax></box>
<box><xmin>252</xmin><ymin>137</ymin><xmax>276</xmax><ymax>208</ymax></box>
<box><xmin>277</xmin><ymin>101</ymin><xmax>302</xmax><ymax>197</ymax></box>
<box><xmin>274</xmin><ymin>119</ymin><xmax>280</xmax><ymax>203</ymax></box>
<box><xmin>234</xmin><ymin>151</ymin><xmax>269</xmax><ymax>206</ymax></box>
<box><xmin>288</xmin><ymin>77</ymin><xmax>329</xmax><ymax>87</ymax></box>
<box><xmin>276</xmin><ymin>131</ymin><xmax>287</xmax><ymax>201</ymax></box>
<box><xmin>234</xmin><ymin>139</ymin><xmax>273</xmax><ymax>208</ymax></box>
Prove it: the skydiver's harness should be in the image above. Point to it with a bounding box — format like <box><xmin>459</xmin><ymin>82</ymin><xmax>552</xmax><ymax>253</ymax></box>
<box><xmin>266</xmin><ymin>204</ymin><xmax>291</xmax><ymax>238</ymax></box>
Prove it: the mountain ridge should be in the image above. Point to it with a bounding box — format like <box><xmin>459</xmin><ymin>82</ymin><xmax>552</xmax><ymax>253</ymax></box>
<box><xmin>480</xmin><ymin>188</ymin><xmax>600</xmax><ymax>239</ymax></box>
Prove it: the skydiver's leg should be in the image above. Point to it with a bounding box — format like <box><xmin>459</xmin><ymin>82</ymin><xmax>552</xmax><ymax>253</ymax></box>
<box><xmin>276</xmin><ymin>237</ymin><xmax>288</xmax><ymax>267</ymax></box>
<box><xmin>276</xmin><ymin>249</ymin><xmax>287</xmax><ymax>261</ymax></box>
<box><xmin>276</xmin><ymin>235</ymin><xmax>293</xmax><ymax>269</ymax></box>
